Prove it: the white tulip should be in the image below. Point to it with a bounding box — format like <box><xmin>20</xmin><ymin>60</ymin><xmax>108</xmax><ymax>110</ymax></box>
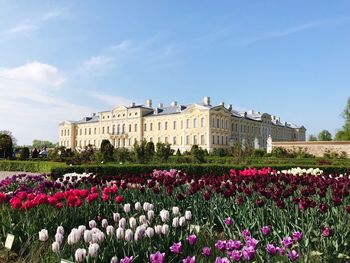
<box><xmin>106</xmin><ymin>225</ymin><xmax>114</xmax><ymax>237</ymax></box>
<box><xmin>147</xmin><ymin>210</ymin><xmax>155</xmax><ymax>221</ymax></box>
<box><xmin>75</xmin><ymin>248</ymin><xmax>87</xmax><ymax>262</ymax></box>
<box><xmin>179</xmin><ymin>216</ymin><xmax>186</xmax><ymax>227</ymax></box>
<box><xmin>139</xmin><ymin>215</ymin><xmax>147</xmax><ymax>224</ymax></box>
<box><xmin>102</xmin><ymin>219</ymin><xmax>108</xmax><ymax>228</ymax></box>
<box><xmin>111</xmin><ymin>256</ymin><xmax>118</xmax><ymax>263</ymax></box>
<box><xmin>56</xmin><ymin>226</ymin><xmax>64</xmax><ymax>235</ymax></box>
<box><xmin>185</xmin><ymin>210</ymin><xmax>192</xmax><ymax>220</ymax></box>
<box><xmin>116</xmin><ymin>227</ymin><xmax>124</xmax><ymax>240</ymax></box>
<box><xmin>39</xmin><ymin>229</ymin><xmax>48</xmax><ymax>242</ymax></box>
<box><xmin>119</xmin><ymin>218</ymin><xmax>126</xmax><ymax>229</ymax></box>
<box><xmin>83</xmin><ymin>230</ymin><xmax>92</xmax><ymax>243</ymax></box>
<box><xmin>154</xmin><ymin>225</ymin><xmax>162</xmax><ymax>235</ymax></box>
<box><xmin>89</xmin><ymin>220</ymin><xmax>97</xmax><ymax>229</ymax></box>
<box><xmin>145</xmin><ymin>227</ymin><xmax>154</xmax><ymax>238</ymax></box>
<box><xmin>149</xmin><ymin>203</ymin><xmax>154</xmax><ymax>210</ymax></box>
<box><xmin>161</xmin><ymin>224</ymin><xmax>169</xmax><ymax>235</ymax></box>
<box><xmin>129</xmin><ymin>217</ymin><xmax>137</xmax><ymax>229</ymax></box>
<box><xmin>125</xmin><ymin>229</ymin><xmax>133</xmax><ymax>242</ymax></box>
<box><xmin>55</xmin><ymin>233</ymin><xmax>64</xmax><ymax>244</ymax></box>
<box><xmin>135</xmin><ymin>202</ymin><xmax>142</xmax><ymax>211</ymax></box>
<box><xmin>51</xmin><ymin>241</ymin><xmax>60</xmax><ymax>253</ymax></box>
<box><xmin>88</xmin><ymin>243</ymin><xmax>99</xmax><ymax>258</ymax></box>
<box><xmin>143</xmin><ymin>202</ymin><xmax>150</xmax><ymax>211</ymax></box>
<box><xmin>78</xmin><ymin>225</ymin><xmax>86</xmax><ymax>236</ymax></box>
<box><xmin>172</xmin><ymin>217</ymin><xmax>179</xmax><ymax>228</ymax></box>
<box><xmin>160</xmin><ymin>209</ymin><xmax>170</xmax><ymax>222</ymax></box>
<box><xmin>172</xmin><ymin>207</ymin><xmax>180</xmax><ymax>215</ymax></box>
<box><xmin>113</xmin><ymin>212</ymin><xmax>120</xmax><ymax>223</ymax></box>
<box><xmin>124</xmin><ymin>203</ymin><xmax>131</xmax><ymax>213</ymax></box>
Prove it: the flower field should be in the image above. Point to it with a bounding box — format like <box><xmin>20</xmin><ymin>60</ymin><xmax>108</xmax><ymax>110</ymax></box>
<box><xmin>0</xmin><ymin>167</ymin><xmax>350</xmax><ymax>262</ymax></box>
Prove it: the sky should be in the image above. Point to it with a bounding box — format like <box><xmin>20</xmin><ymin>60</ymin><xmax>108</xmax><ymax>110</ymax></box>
<box><xmin>0</xmin><ymin>0</ymin><xmax>349</xmax><ymax>145</ymax></box>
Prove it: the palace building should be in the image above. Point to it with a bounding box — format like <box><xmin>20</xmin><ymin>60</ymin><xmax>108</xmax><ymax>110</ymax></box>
<box><xmin>58</xmin><ymin>96</ymin><xmax>306</xmax><ymax>152</ymax></box>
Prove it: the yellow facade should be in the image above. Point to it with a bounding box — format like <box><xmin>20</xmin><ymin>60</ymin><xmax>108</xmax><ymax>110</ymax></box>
<box><xmin>58</xmin><ymin>97</ymin><xmax>306</xmax><ymax>152</ymax></box>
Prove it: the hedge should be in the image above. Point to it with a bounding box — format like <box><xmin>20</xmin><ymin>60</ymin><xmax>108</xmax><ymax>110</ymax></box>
<box><xmin>0</xmin><ymin>160</ymin><xmax>66</xmax><ymax>173</ymax></box>
<box><xmin>50</xmin><ymin>163</ymin><xmax>350</xmax><ymax>179</ymax></box>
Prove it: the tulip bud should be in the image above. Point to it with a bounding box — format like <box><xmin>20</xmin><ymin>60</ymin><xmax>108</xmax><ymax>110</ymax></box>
<box><xmin>147</xmin><ymin>210</ymin><xmax>155</xmax><ymax>221</ymax></box>
<box><xmin>149</xmin><ymin>203</ymin><xmax>154</xmax><ymax>210</ymax></box>
<box><xmin>179</xmin><ymin>216</ymin><xmax>186</xmax><ymax>227</ymax></box>
<box><xmin>55</xmin><ymin>233</ymin><xmax>64</xmax><ymax>244</ymax></box>
<box><xmin>172</xmin><ymin>217</ymin><xmax>179</xmax><ymax>228</ymax></box>
<box><xmin>78</xmin><ymin>225</ymin><xmax>86</xmax><ymax>236</ymax></box>
<box><xmin>162</xmin><ymin>224</ymin><xmax>169</xmax><ymax>235</ymax></box>
<box><xmin>39</xmin><ymin>229</ymin><xmax>48</xmax><ymax>242</ymax></box>
<box><xmin>102</xmin><ymin>219</ymin><xmax>108</xmax><ymax>228</ymax></box>
<box><xmin>88</xmin><ymin>243</ymin><xmax>100</xmax><ymax>258</ymax></box>
<box><xmin>110</xmin><ymin>256</ymin><xmax>118</xmax><ymax>263</ymax></box>
<box><xmin>89</xmin><ymin>220</ymin><xmax>97</xmax><ymax>229</ymax></box>
<box><xmin>172</xmin><ymin>206</ymin><xmax>180</xmax><ymax>215</ymax></box>
<box><xmin>135</xmin><ymin>202</ymin><xmax>142</xmax><ymax>211</ymax></box>
<box><xmin>52</xmin><ymin>241</ymin><xmax>60</xmax><ymax>253</ymax></box>
<box><xmin>160</xmin><ymin>209</ymin><xmax>170</xmax><ymax>222</ymax></box>
<box><xmin>83</xmin><ymin>230</ymin><xmax>92</xmax><ymax>243</ymax></box>
<box><xmin>139</xmin><ymin>215</ymin><xmax>147</xmax><ymax>225</ymax></box>
<box><xmin>106</xmin><ymin>225</ymin><xmax>114</xmax><ymax>237</ymax></box>
<box><xmin>129</xmin><ymin>217</ymin><xmax>137</xmax><ymax>229</ymax></box>
<box><xmin>124</xmin><ymin>203</ymin><xmax>131</xmax><ymax>213</ymax></box>
<box><xmin>113</xmin><ymin>212</ymin><xmax>120</xmax><ymax>223</ymax></box>
<box><xmin>155</xmin><ymin>225</ymin><xmax>162</xmax><ymax>235</ymax></box>
<box><xmin>75</xmin><ymin>248</ymin><xmax>87</xmax><ymax>262</ymax></box>
<box><xmin>143</xmin><ymin>202</ymin><xmax>150</xmax><ymax>211</ymax></box>
<box><xmin>56</xmin><ymin>226</ymin><xmax>64</xmax><ymax>235</ymax></box>
<box><xmin>185</xmin><ymin>211</ymin><xmax>192</xmax><ymax>220</ymax></box>
<box><xmin>145</xmin><ymin>227</ymin><xmax>154</xmax><ymax>238</ymax></box>
<box><xmin>116</xmin><ymin>227</ymin><xmax>124</xmax><ymax>240</ymax></box>
<box><xmin>119</xmin><ymin>218</ymin><xmax>126</xmax><ymax>229</ymax></box>
<box><xmin>125</xmin><ymin>229</ymin><xmax>133</xmax><ymax>242</ymax></box>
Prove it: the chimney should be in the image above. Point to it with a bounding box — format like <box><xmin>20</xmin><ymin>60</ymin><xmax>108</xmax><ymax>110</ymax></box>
<box><xmin>146</xmin><ymin>99</ymin><xmax>152</xmax><ymax>108</ymax></box>
<box><xmin>129</xmin><ymin>102</ymin><xmax>136</xmax><ymax>107</ymax></box>
<box><xmin>158</xmin><ymin>103</ymin><xmax>164</xmax><ymax>108</ymax></box>
<box><xmin>228</xmin><ymin>104</ymin><xmax>232</xmax><ymax>111</ymax></box>
<box><xmin>154</xmin><ymin>108</ymin><xmax>159</xmax><ymax>114</ymax></box>
<box><xmin>244</xmin><ymin>112</ymin><xmax>247</xmax><ymax>118</ymax></box>
<box><xmin>219</xmin><ymin>102</ymin><xmax>225</xmax><ymax>106</ymax></box>
<box><xmin>171</xmin><ymin>101</ymin><xmax>178</xmax><ymax>107</ymax></box>
<box><xmin>92</xmin><ymin>113</ymin><xmax>96</xmax><ymax>116</ymax></box>
<box><xmin>203</xmin><ymin>96</ymin><xmax>211</xmax><ymax>106</ymax></box>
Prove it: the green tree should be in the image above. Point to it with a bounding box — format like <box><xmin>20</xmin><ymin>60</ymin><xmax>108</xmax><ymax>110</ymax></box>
<box><xmin>145</xmin><ymin>141</ymin><xmax>155</xmax><ymax>161</ymax></box>
<box><xmin>0</xmin><ymin>133</ymin><xmax>13</xmax><ymax>159</ymax></box>
<box><xmin>318</xmin><ymin>130</ymin><xmax>332</xmax><ymax>141</ymax></box>
<box><xmin>0</xmin><ymin>130</ymin><xmax>17</xmax><ymax>146</ymax></box>
<box><xmin>100</xmin><ymin>140</ymin><xmax>114</xmax><ymax>162</ymax></box>
<box><xmin>335</xmin><ymin>130</ymin><xmax>350</xmax><ymax>141</ymax></box>
<box><xmin>335</xmin><ymin>97</ymin><xmax>350</xmax><ymax>140</ymax></box>
<box><xmin>113</xmin><ymin>148</ymin><xmax>132</xmax><ymax>163</ymax></box>
<box><xmin>32</xmin><ymin>139</ymin><xmax>56</xmax><ymax>149</ymax></box>
<box><xmin>190</xmin><ymin>145</ymin><xmax>206</xmax><ymax>163</ymax></box>
<box><xmin>155</xmin><ymin>143</ymin><xmax>174</xmax><ymax>163</ymax></box>
<box><xmin>133</xmin><ymin>140</ymin><xmax>148</xmax><ymax>163</ymax></box>
<box><xmin>308</xmin><ymin>135</ymin><xmax>317</xmax><ymax>141</ymax></box>
<box><xmin>19</xmin><ymin>147</ymin><xmax>30</xmax><ymax>160</ymax></box>
<box><xmin>32</xmin><ymin>148</ymin><xmax>39</xmax><ymax>158</ymax></box>
<box><xmin>175</xmin><ymin>148</ymin><xmax>182</xmax><ymax>156</ymax></box>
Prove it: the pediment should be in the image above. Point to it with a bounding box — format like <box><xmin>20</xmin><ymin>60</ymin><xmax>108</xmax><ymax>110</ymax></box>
<box><xmin>182</xmin><ymin>104</ymin><xmax>209</xmax><ymax>114</ymax></box>
<box><xmin>112</xmin><ymin>106</ymin><xmax>128</xmax><ymax>113</ymax></box>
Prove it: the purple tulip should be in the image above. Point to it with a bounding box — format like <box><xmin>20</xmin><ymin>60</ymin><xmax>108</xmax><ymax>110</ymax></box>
<box><xmin>242</xmin><ymin>246</ymin><xmax>256</xmax><ymax>260</ymax></box>
<box><xmin>225</xmin><ymin>217</ymin><xmax>233</xmax><ymax>226</ymax></box>
<box><xmin>276</xmin><ymin>247</ymin><xmax>286</xmax><ymax>255</ymax></box>
<box><xmin>182</xmin><ymin>256</ymin><xmax>195</xmax><ymax>263</ymax></box>
<box><xmin>228</xmin><ymin>250</ymin><xmax>241</xmax><ymax>261</ymax></box>
<box><xmin>226</xmin><ymin>240</ymin><xmax>242</xmax><ymax>250</ymax></box>
<box><xmin>186</xmin><ymin>234</ymin><xmax>197</xmax><ymax>246</ymax></box>
<box><xmin>322</xmin><ymin>227</ymin><xmax>331</xmax><ymax>237</ymax></box>
<box><xmin>215</xmin><ymin>240</ymin><xmax>226</xmax><ymax>251</ymax></box>
<box><xmin>201</xmin><ymin>247</ymin><xmax>211</xmax><ymax>257</ymax></box>
<box><xmin>150</xmin><ymin>251</ymin><xmax>165</xmax><ymax>263</ymax></box>
<box><xmin>281</xmin><ymin>236</ymin><xmax>293</xmax><ymax>248</ymax></box>
<box><xmin>215</xmin><ymin>257</ymin><xmax>230</xmax><ymax>263</ymax></box>
<box><xmin>242</xmin><ymin>229</ymin><xmax>251</xmax><ymax>240</ymax></box>
<box><xmin>246</xmin><ymin>237</ymin><xmax>258</xmax><ymax>249</ymax></box>
<box><xmin>292</xmin><ymin>231</ymin><xmax>303</xmax><ymax>242</ymax></box>
<box><xmin>170</xmin><ymin>242</ymin><xmax>182</xmax><ymax>254</ymax></box>
<box><xmin>261</xmin><ymin>226</ymin><xmax>270</xmax><ymax>236</ymax></box>
<box><xmin>266</xmin><ymin>244</ymin><xmax>277</xmax><ymax>256</ymax></box>
<box><xmin>120</xmin><ymin>256</ymin><xmax>133</xmax><ymax>263</ymax></box>
<box><xmin>288</xmin><ymin>250</ymin><xmax>299</xmax><ymax>262</ymax></box>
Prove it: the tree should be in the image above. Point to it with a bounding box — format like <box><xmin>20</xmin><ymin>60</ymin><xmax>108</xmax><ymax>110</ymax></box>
<box><xmin>308</xmin><ymin>135</ymin><xmax>317</xmax><ymax>141</ymax></box>
<box><xmin>335</xmin><ymin>97</ymin><xmax>350</xmax><ymax>140</ymax></box>
<box><xmin>32</xmin><ymin>148</ymin><xmax>39</xmax><ymax>158</ymax></box>
<box><xmin>175</xmin><ymin>149</ymin><xmax>182</xmax><ymax>156</ymax></box>
<box><xmin>133</xmin><ymin>140</ymin><xmax>148</xmax><ymax>163</ymax></box>
<box><xmin>335</xmin><ymin>130</ymin><xmax>350</xmax><ymax>141</ymax></box>
<box><xmin>318</xmin><ymin>130</ymin><xmax>332</xmax><ymax>141</ymax></box>
<box><xmin>0</xmin><ymin>130</ymin><xmax>17</xmax><ymax>146</ymax></box>
<box><xmin>100</xmin><ymin>140</ymin><xmax>114</xmax><ymax>162</ymax></box>
<box><xmin>145</xmin><ymin>141</ymin><xmax>155</xmax><ymax>161</ymax></box>
<box><xmin>155</xmin><ymin>143</ymin><xmax>174</xmax><ymax>163</ymax></box>
<box><xmin>32</xmin><ymin>139</ymin><xmax>56</xmax><ymax>149</ymax></box>
<box><xmin>19</xmin><ymin>147</ymin><xmax>30</xmax><ymax>160</ymax></box>
<box><xmin>0</xmin><ymin>133</ymin><xmax>13</xmax><ymax>159</ymax></box>
<box><xmin>190</xmin><ymin>145</ymin><xmax>206</xmax><ymax>163</ymax></box>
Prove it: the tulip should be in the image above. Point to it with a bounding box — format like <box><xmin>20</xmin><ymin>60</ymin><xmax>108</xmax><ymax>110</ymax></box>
<box><xmin>129</xmin><ymin>217</ymin><xmax>137</xmax><ymax>229</ymax></box>
<box><xmin>155</xmin><ymin>225</ymin><xmax>162</xmax><ymax>235</ymax></box>
<box><xmin>186</xmin><ymin>234</ymin><xmax>197</xmax><ymax>245</ymax></box>
<box><xmin>55</xmin><ymin>233</ymin><xmax>64</xmax><ymax>244</ymax></box>
<box><xmin>102</xmin><ymin>219</ymin><xmax>108</xmax><ymax>228</ymax></box>
<box><xmin>172</xmin><ymin>206</ymin><xmax>180</xmax><ymax>215</ymax></box>
<box><xmin>143</xmin><ymin>202</ymin><xmax>151</xmax><ymax>211</ymax></box>
<box><xmin>113</xmin><ymin>212</ymin><xmax>120</xmax><ymax>223</ymax></box>
<box><xmin>281</xmin><ymin>236</ymin><xmax>293</xmax><ymax>248</ymax></box>
<box><xmin>224</xmin><ymin>217</ymin><xmax>232</xmax><ymax>226</ymax></box>
<box><xmin>115</xmin><ymin>195</ymin><xmax>124</xmax><ymax>204</ymax></box>
<box><xmin>241</xmin><ymin>229</ymin><xmax>250</xmax><ymax>239</ymax></box>
<box><xmin>125</xmin><ymin>229</ymin><xmax>133</xmax><ymax>242</ymax></box>
<box><xmin>120</xmin><ymin>256</ymin><xmax>133</xmax><ymax>263</ymax></box>
<box><xmin>110</xmin><ymin>256</ymin><xmax>118</xmax><ymax>263</ymax></box>
<box><xmin>135</xmin><ymin>202</ymin><xmax>142</xmax><ymax>211</ymax></box>
<box><xmin>146</xmin><ymin>227</ymin><xmax>155</xmax><ymax>238</ymax></box>
<box><xmin>322</xmin><ymin>227</ymin><xmax>331</xmax><ymax>237</ymax></box>
<box><xmin>116</xmin><ymin>227</ymin><xmax>125</xmax><ymax>240</ymax></box>
<box><xmin>242</xmin><ymin>246</ymin><xmax>255</xmax><ymax>260</ymax></box>
<box><xmin>150</xmin><ymin>251</ymin><xmax>165</xmax><ymax>263</ymax></box>
<box><xmin>119</xmin><ymin>218</ymin><xmax>126</xmax><ymax>229</ymax></box>
<box><xmin>228</xmin><ymin>250</ymin><xmax>241</xmax><ymax>261</ymax></box>
<box><xmin>124</xmin><ymin>203</ymin><xmax>131</xmax><ymax>213</ymax></box>
<box><xmin>139</xmin><ymin>215</ymin><xmax>147</xmax><ymax>224</ymax></box>
<box><xmin>89</xmin><ymin>220</ymin><xmax>97</xmax><ymax>229</ymax></box>
<box><xmin>88</xmin><ymin>243</ymin><xmax>99</xmax><ymax>258</ymax></box>
<box><xmin>56</xmin><ymin>226</ymin><xmax>64</xmax><ymax>235</ymax></box>
<box><xmin>185</xmin><ymin>211</ymin><xmax>192</xmax><ymax>220</ymax></box>
<box><xmin>75</xmin><ymin>248</ymin><xmax>87</xmax><ymax>262</ymax></box>
<box><xmin>170</xmin><ymin>242</ymin><xmax>182</xmax><ymax>254</ymax></box>
<box><xmin>106</xmin><ymin>225</ymin><xmax>114</xmax><ymax>237</ymax></box>
<box><xmin>160</xmin><ymin>209</ymin><xmax>170</xmax><ymax>222</ymax></box>
<box><xmin>162</xmin><ymin>224</ymin><xmax>169</xmax><ymax>235</ymax></box>
<box><xmin>51</xmin><ymin>241</ymin><xmax>60</xmax><ymax>253</ymax></box>
<box><xmin>182</xmin><ymin>256</ymin><xmax>195</xmax><ymax>263</ymax></box>
<box><xmin>78</xmin><ymin>225</ymin><xmax>86</xmax><ymax>236</ymax></box>
<box><xmin>292</xmin><ymin>231</ymin><xmax>303</xmax><ymax>242</ymax></box>
<box><xmin>147</xmin><ymin>210</ymin><xmax>155</xmax><ymax>221</ymax></box>
<box><xmin>202</xmin><ymin>247</ymin><xmax>211</xmax><ymax>257</ymax></box>
<box><xmin>39</xmin><ymin>229</ymin><xmax>48</xmax><ymax>242</ymax></box>
<box><xmin>172</xmin><ymin>217</ymin><xmax>179</xmax><ymax>228</ymax></box>
<box><xmin>288</xmin><ymin>250</ymin><xmax>299</xmax><ymax>262</ymax></box>
<box><xmin>266</xmin><ymin>244</ymin><xmax>277</xmax><ymax>255</ymax></box>
<box><xmin>215</xmin><ymin>257</ymin><xmax>230</xmax><ymax>263</ymax></box>
<box><xmin>261</xmin><ymin>226</ymin><xmax>270</xmax><ymax>236</ymax></box>
<box><xmin>179</xmin><ymin>217</ymin><xmax>186</xmax><ymax>227</ymax></box>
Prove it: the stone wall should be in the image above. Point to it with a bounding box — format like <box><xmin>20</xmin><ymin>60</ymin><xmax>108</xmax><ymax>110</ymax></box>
<box><xmin>270</xmin><ymin>141</ymin><xmax>350</xmax><ymax>157</ymax></box>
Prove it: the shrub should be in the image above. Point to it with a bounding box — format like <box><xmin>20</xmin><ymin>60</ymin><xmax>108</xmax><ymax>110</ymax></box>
<box><xmin>251</xmin><ymin>149</ymin><xmax>266</xmax><ymax>158</ymax></box>
<box><xmin>155</xmin><ymin>143</ymin><xmax>174</xmax><ymax>162</ymax></box>
<box><xmin>113</xmin><ymin>148</ymin><xmax>133</xmax><ymax>163</ymax></box>
<box><xmin>190</xmin><ymin>145</ymin><xmax>206</xmax><ymax>163</ymax></box>
<box><xmin>100</xmin><ymin>140</ymin><xmax>114</xmax><ymax>162</ymax></box>
<box><xmin>19</xmin><ymin>147</ymin><xmax>30</xmax><ymax>160</ymax></box>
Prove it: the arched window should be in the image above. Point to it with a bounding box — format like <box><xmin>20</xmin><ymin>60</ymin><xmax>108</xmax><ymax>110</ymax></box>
<box><xmin>134</xmin><ymin>124</ymin><xmax>137</xmax><ymax>132</ymax></box>
<box><xmin>122</xmin><ymin>124</ymin><xmax>125</xmax><ymax>134</ymax></box>
<box><xmin>112</xmin><ymin>125</ymin><xmax>115</xmax><ymax>134</ymax></box>
<box><xmin>117</xmin><ymin>125</ymin><xmax>120</xmax><ymax>134</ymax></box>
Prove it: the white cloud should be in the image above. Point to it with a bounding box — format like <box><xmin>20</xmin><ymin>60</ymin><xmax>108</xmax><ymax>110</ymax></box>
<box><xmin>89</xmin><ymin>92</ymin><xmax>133</xmax><ymax>107</ymax></box>
<box><xmin>78</xmin><ymin>56</ymin><xmax>115</xmax><ymax>74</ymax></box>
<box><xmin>109</xmin><ymin>40</ymin><xmax>132</xmax><ymax>50</ymax></box>
<box><xmin>41</xmin><ymin>9</ymin><xmax>65</xmax><ymax>21</ymax></box>
<box><xmin>6</xmin><ymin>23</ymin><xmax>38</xmax><ymax>34</ymax></box>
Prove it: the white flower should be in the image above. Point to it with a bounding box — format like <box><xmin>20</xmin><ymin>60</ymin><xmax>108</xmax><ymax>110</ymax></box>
<box><xmin>124</xmin><ymin>203</ymin><xmax>131</xmax><ymax>213</ymax></box>
<box><xmin>55</xmin><ymin>233</ymin><xmax>64</xmax><ymax>244</ymax></box>
<box><xmin>89</xmin><ymin>220</ymin><xmax>97</xmax><ymax>229</ymax></box>
<box><xmin>145</xmin><ymin>227</ymin><xmax>154</xmax><ymax>238</ymax></box>
<box><xmin>129</xmin><ymin>217</ymin><xmax>137</xmax><ymax>229</ymax></box>
<box><xmin>106</xmin><ymin>225</ymin><xmax>114</xmax><ymax>237</ymax></box>
<box><xmin>116</xmin><ymin>227</ymin><xmax>124</xmax><ymax>239</ymax></box>
<box><xmin>172</xmin><ymin>217</ymin><xmax>179</xmax><ymax>228</ymax></box>
<box><xmin>179</xmin><ymin>216</ymin><xmax>186</xmax><ymax>227</ymax></box>
<box><xmin>139</xmin><ymin>215</ymin><xmax>147</xmax><ymax>224</ymax></box>
<box><xmin>185</xmin><ymin>210</ymin><xmax>192</xmax><ymax>220</ymax></box>
<box><xmin>172</xmin><ymin>207</ymin><xmax>180</xmax><ymax>215</ymax></box>
<box><xmin>161</xmin><ymin>224</ymin><xmax>169</xmax><ymax>235</ymax></box>
<box><xmin>83</xmin><ymin>230</ymin><xmax>92</xmax><ymax>243</ymax></box>
<box><xmin>160</xmin><ymin>209</ymin><xmax>170</xmax><ymax>222</ymax></box>
<box><xmin>56</xmin><ymin>226</ymin><xmax>64</xmax><ymax>235</ymax></box>
<box><xmin>125</xmin><ymin>229</ymin><xmax>133</xmax><ymax>242</ymax></box>
<box><xmin>102</xmin><ymin>219</ymin><xmax>108</xmax><ymax>228</ymax></box>
<box><xmin>147</xmin><ymin>210</ymin><xmax>155</xmax><ymax>221</ymax></box>
<box><xmin>88</xmin><ymin>243</ymin><xmax>100</xmax><ymax>258</ymax></box>
<box><xmin>75</xmin><ymin>248</ymin><xmax>87</xmax><ymax>262</ymax></box>
<box><xmin>135</xmin><ymin>202</ymin><xmax>142</xmax><ymax>211</ymax></box>
<box><xmin>111</xmin><ymin>256</ymin><xmax>118</xmax><ymax>263</ymax></box>
<box><xmin>39</xmin><ymin>229</ymin><xmax>48</xmax><ymax>242</ymax></box>
<box><xmin>51</xmin><ymin>241</ymin><xmax>60</xmax><ymax>253</ymax></box>
<box><xmin>143</xmin><ymin>202</ymin><xmax>151</xmax><ymax>211</ymax></box>
<box><xmin>78</xmin><ymin>225</ymin><xmax>86</xmax><ymax>236</ymax></box>
<box><xmin>119</xmin><ymin>218</ymin><xmax>126</xmax><ymax>229</ymax></box>
<box><xmin>113</xmin><ymin>212</ymin><xmax>120</xmax><ymax>223</ymax></box>
<box><xmin>67</xmin><ymin>229</ymin><xmax>80</xmax><ymax>245</ymax></box>
<box><xmin>154</xmin><ymin>225</ymin><xmax>162</xmax><ymax>235</ymax></box>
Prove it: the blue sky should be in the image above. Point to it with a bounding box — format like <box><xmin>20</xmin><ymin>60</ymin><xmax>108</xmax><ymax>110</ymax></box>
<box><xmin>0</xmin><ymin>1</ymin><xmax>349</xmax><ymax>145</ymax></box>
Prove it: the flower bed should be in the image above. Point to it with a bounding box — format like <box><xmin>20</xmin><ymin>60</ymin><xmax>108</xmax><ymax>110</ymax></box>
<box><xmin>0</xmin><ymin>168</ymin><xmax>350</xmax><ymax>262</ymax></box>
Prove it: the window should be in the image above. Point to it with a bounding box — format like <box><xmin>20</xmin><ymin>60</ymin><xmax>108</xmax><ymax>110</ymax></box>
<box><xmin>201</xmin><ymin>135</ymin><xmax>205</xmax><ymax>145</ymax></box>
<box><xmin>134</xmin><ymin>124</ymin><xmax>137</xmax><ymax>132</ymax></box>
<box><xmin>144</xmin><ymin>123</ymin><xmax>147</xmax><ymax>131</ymax></box>
<box><xmin>89</xmin><ymin>128</ymin><xmax>91</xmax><ymax>135</ymax></box>
<box><xmin>102</xmin><ymin>127</ymin><xmax>105</xmax><ymax>134</ymax></box>
<box><xmin>165</xmin><ymin>137</ymin><xmax>168</xmax><ymax>143</ymax></box>
<box><xmin>150</xmin><ymin>123</ymin><xmax>153</xmax><ymax>131</ymax></box>
<box><xmin>158</xmin><ymin>137</ymin><xmax>161</xmax><ymax>143</ymax></box>
<box><xmin>181</xmin><ymin>136</ymin><xmax>183</xmax><ymax>145</ymax></box>
<box><xmin>117</xmin><ymin>125</ymin><xmax>120</xmax><ymax>134</ymax></box>
<box><xmin>222</xmin><ymin>136</ymin><xmax>224</xmax><ymax>145</ymax></box>
<box><xmin>212</xmin><ymin>118</ymin><xmax>215</xmax><ymax>127</ymax></box>
<box><xmin>221</xmin><ymin>119</ymin><xmax>224</xmax><ymax>128</ymax></box>
<box><xmin>226</xmin><ymin>136</ymin><xmax>228</xmax><ymax>145</ymax></box>
<box><xmin>181</xmin><ymin>121</ymin><xmax>183</xmax><ymax>129</ymax></box>
<box><xmin>186</xmin><ymin>119</ymin><xmax>190</xmax><ymax>128</ymax></box>
<box><xmin>212</xmin><ymin>135</ymin><xmax>215</xmax><ymax>144</ymax></box>
<box><xmin>217</xmin><ymin>136</ymin><xmax>220</xmax><ymax>145</ymax></box>
<box><xmin>186</xmin><ymin>135</ymin><xmax>190</xmax><ymax>145</ymax></box>
<box><xmin>173</xmin><ymin>136</ymin><xmax>177</xmax><ymax>145</ymax></box>
<box><xmin>112</xmin><ymin>125</ymin><xmax>115</xmax><ymax>134</ymax></box>
<box><xmin>84</xmin><ymin>128</ymin><xmax>87</xmax><ymax>135</ymax></box>
<box><xmin>129</xmin><ymin>124</ymin><xmax>131</xmax><ymax>132</ymax></box>
<box><xmin>107</xmin><ymin>126</ymin><xmax>110</xmax><ymax>134</ymax></box>
<box><xmin>226</xmin><ymin>120</ymin><xmax>228</xmax><ymax>129</ymax></box>
<box><xmin>158</xmin><ymin>122</ymin><xmax>161</xmax><ymax>130</ymax></box>
<box><xmin>193</xmin><ymin>135</ymin><xmax>197</xmax><ymax>145</ymax></box>
<box><xmin>79</xmin><ymin>129</ymin><xmax>82</xmax><ymax>135</ymax></box>
<box><xmin>128</xmin><ymin>138</ymin><xmax>131</xmax><ymax>146</ymax></box>
<box><xmin>173</xmin><ymin>121</ymin><xmax>176</xmax><ymax>130</ymax></box>
<box><xmin>150</xmin><ymin>137</ymin><xmax>153</xmax><ymax>142</ymax></box>
<box><xmin>122</xmin><ymin>124</ymin><xmax>125</xmax><ymax>134</ymax></box>
<box><xmin>165</xmin><ymin>122</ymin><xmax>168</xmax><ymax>130</ymax></box>
<box><xmin>217</xmin><ymin>119</ymin><xmax>220</xmax><ymax>128</ymax></box>
<box><xmin>193</xmin><ymin>118</ymin><xmax>197</xmax><ymax>128</ymax></box>
<box><xmin>201</xmin><ymin>118</ymin><xmax>204</xmax><ymax>128</ymax></box>
<box><xmin>94</xmin><ymin>128</ymin><xmax>97</xmax><ymax>134</ymax></box>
